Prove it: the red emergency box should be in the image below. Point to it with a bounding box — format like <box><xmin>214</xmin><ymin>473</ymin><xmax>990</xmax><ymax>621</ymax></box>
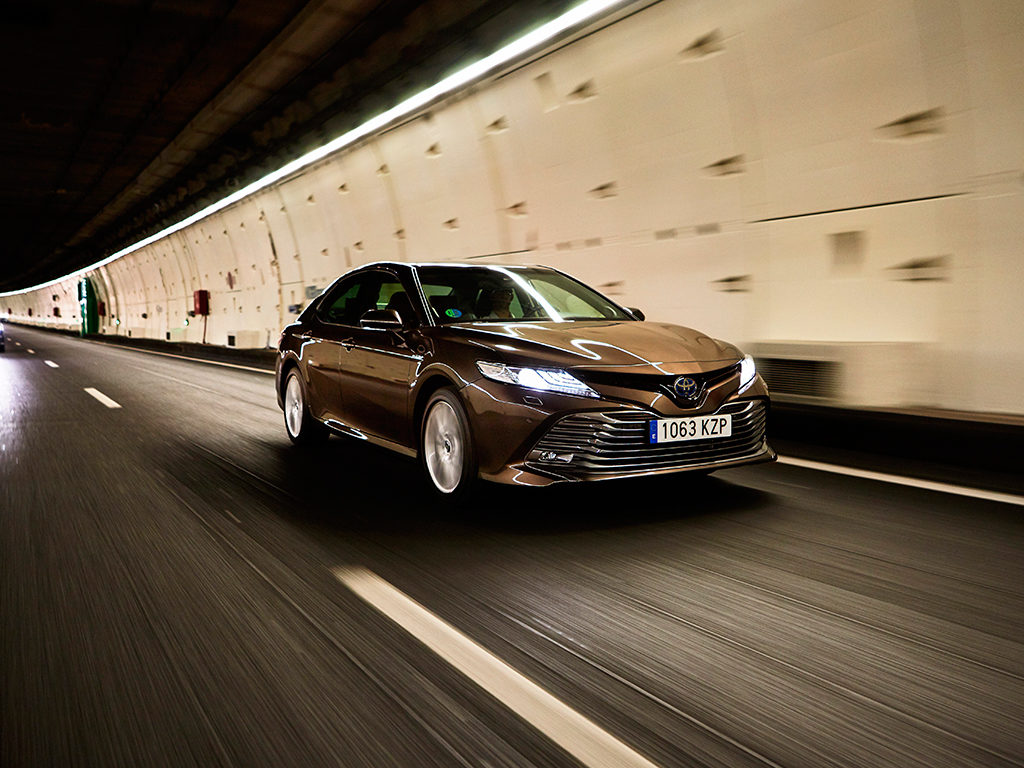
<box><xmin>193</xmin><ymin>289</ymin><xmax>209</xmax><ymax>316</ymax></box>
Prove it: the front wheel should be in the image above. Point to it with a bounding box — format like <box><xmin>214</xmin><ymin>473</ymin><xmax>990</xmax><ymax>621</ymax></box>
<box><xmin>283</xmin><ymin>369</ymin><xmax>327</xmax><ymax>446</ymax></box>
<box><xmin>421</xmin><ymin>388</ymin><xmax>477</xmax><ymax>498</ymax></box>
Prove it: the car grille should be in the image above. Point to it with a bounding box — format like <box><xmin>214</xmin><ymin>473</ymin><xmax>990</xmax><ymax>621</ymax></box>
<box><xmin>575</xmin><ymin>363</ymin><xmax>739</xmax><ymax>406</ymax></box>
<box><xmin>528</xmin><ymin>399</ymin><xmax>768</xmax><ymax>478</ymax></box>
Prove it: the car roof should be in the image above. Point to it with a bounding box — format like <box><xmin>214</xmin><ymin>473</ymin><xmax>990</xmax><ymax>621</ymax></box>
<box><xmin>354</xmin><ymin>261</ymin><xmax>552</xmax><ymax>271</ymax></box>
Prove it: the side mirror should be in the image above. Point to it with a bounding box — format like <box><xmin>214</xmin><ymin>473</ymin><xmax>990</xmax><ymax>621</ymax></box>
<box><xmin>628</xmin><ymin>307</ymin><xmax>645</xmax><ymax>321</ymax></box>
<box><xmin>360</xmin><ymin>308</ymin><xmax>404</xmax><ymax>330</ymax></box>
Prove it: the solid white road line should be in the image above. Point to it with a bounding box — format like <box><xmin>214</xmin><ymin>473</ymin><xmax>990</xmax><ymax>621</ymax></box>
<box><xmin>83</xmin><ymin>339</ymin><xmax>274</xmax><ymax>375</ymax></box>
<box><xmin>83</xmin><ymin>387</ymin><xmax>122</xmax><ymax>409</ymax></box>
<box><xmin>335</xmin><ymin>567</ymin><xmax>662</xmax><ymax>768</ymax></box>
<box><xmin>777</xmin><ymin>455</ymin><xmax>1024</xmax><ymax>507</ymax></box>
<box><xmin>44</xmin><ymin>360</ymin><xmax>59</xmax><ymax>368</ymax></box>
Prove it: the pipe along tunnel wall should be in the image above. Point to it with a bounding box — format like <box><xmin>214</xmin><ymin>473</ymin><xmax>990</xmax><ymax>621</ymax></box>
<box><xmin>3</xmin><ymin>0</ymin><xmax>1022</xmax><ymax>415</ymax></box>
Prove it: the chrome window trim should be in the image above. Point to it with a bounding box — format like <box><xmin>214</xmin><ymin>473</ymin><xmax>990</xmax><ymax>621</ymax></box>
<box><xmin>409</xmin><ymin>266</ymin><xmax>436</xmax><ymax>328</ymax></box>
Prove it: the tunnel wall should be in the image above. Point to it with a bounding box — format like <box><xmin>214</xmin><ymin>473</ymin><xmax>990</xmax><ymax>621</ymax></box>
<box><xmin>3</xmin><ymin>0</ymin><xmax>1021</xmax><ymax>414</ymax></box>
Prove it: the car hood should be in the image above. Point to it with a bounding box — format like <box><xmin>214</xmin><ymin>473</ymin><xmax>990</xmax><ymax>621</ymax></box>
<box><xmin>447</xmin><ymin>320</ymin><xmax>742</xmax><ymax>375</ymax></box>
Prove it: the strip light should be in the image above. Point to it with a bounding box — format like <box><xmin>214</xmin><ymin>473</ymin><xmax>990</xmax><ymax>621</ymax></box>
<box><xmin>1</xmin><ymin>0</ymin><xmax>630</xmax><ymax>299</ymax></box>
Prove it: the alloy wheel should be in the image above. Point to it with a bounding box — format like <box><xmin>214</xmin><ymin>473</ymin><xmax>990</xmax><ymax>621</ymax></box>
<box><xmin>424</xmin><ymin>401</ymin><xmax>464</xmax><ymax>493</ymax></box>
<box><xmin>285</xmin><ymin>373</ymin><xmax>304</xmax><ymax>438</ymax></box>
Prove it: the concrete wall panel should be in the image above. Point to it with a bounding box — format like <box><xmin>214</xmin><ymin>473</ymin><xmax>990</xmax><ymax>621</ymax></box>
<box><xmin>3</xmin><ymin>0</ymin><xmax>1021</xmax><ymax>414</ymax></box>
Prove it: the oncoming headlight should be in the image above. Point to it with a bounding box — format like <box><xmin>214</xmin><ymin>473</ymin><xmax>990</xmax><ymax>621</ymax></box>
<box><xmin>476</xmin><ymin>361</ymin><xmax>599</xmax><ymax>398</ymax></box>
<box><xmin>739</xmin><ymin>354</ymin><xmax>757</xmax><ymax>391</ymax></box>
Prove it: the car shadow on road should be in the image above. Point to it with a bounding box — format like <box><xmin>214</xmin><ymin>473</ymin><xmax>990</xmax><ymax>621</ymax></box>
<box><xmin>257</xmin><ymin>434</ymin><xmax>776</xmax><ymax>537</ymax></box>
<box><xmin>473</xmin><ymin>473</ymin><xmax>774</xmax><ymax>535</ymax></box>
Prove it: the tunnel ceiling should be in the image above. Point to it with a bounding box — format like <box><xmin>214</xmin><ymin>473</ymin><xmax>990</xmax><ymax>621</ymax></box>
<box><xmin>0</xmin><ymin>0</ymin><xmax>578</xmax><ymax>293</ymax></box>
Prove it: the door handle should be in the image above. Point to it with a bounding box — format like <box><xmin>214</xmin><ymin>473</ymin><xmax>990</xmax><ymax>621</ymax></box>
<box><xmin>341</xmin><ymin>337</ymin><xmax>354</xmax><ymax>350</ymax></box>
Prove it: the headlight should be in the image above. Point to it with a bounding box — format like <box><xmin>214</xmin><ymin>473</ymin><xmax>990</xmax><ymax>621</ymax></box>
<box><xmin>476</xmin><ymin>361</ymin><xmax>599</xmax><ymax>398</ymax></box>
<box><xmin>739</xmin><ymin>354</ymin><xmax>757</xmax><ymax>390</ymax></box>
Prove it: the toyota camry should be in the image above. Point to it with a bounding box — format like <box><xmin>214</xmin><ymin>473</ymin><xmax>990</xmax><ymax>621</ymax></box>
<box><xmin>276</xmin><ymin>262</ymin><xmax>775</xmax><ymax>496</ymax></box>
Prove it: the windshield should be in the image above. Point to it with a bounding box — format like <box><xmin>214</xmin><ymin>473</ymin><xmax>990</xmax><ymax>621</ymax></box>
<box><xmin>415</xmin><ymin>265</ymin><xmax>633</xmax><ymax>324</ymax></box>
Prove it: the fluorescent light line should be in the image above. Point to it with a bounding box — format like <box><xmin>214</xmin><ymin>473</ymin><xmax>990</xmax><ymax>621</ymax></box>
<box><xmin>1</xmin><ymin>0</ymin><xmax>628</xmax><ymax>298</ymax></box>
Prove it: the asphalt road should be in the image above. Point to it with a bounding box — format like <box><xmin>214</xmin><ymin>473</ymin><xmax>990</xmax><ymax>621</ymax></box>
<box><xmin>2</xmin><ymin>326</ymin><xmax>1022</xmax><ymax>768</ymax></box>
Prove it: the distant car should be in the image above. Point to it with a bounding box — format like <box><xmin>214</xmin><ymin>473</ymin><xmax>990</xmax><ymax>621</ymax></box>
<box><xmin>276</xmin><ymin>262</ymin><xmax>774</xmax><ymax>496</ymax></box>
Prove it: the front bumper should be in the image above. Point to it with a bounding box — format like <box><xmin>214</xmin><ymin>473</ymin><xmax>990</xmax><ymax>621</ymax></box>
<box><xmin>523</xmin><ymin>399</ymin><xmax>774</xmax><ymax>483</ymax></box>
<box><xmin>461</xmin><ymin>375</ymin><xmax>774</xmax><ymax>486</ymax></box>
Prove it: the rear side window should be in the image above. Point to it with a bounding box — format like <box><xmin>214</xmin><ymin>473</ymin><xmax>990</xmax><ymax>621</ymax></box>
<box><xmin>317</xmin><ymin>271</ymin><xmax>409</xmax><ymax>326</ymax></box>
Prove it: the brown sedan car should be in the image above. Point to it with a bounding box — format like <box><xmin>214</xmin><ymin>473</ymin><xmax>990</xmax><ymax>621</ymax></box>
<box><xmin>276</xmin><ymin>262</ymin><xmax>775</xmax><ymax>496</ymax></box>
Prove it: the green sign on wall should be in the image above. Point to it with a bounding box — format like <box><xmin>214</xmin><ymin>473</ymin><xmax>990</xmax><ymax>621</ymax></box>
<box><xmin>79</xmin><ymin>278</ymin><xmax>98</xmax><ymax>335</ymax></box>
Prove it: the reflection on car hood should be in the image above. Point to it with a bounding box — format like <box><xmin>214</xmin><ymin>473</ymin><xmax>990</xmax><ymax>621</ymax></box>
<box><xmin>449</xmin><ymin>320</ymin><xmax>742</xmax><ymax>375</ymax></box>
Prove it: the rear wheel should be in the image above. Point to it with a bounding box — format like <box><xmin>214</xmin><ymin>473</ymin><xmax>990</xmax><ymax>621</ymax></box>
<box><xmin>421</xmin><ymin>388</ymin><xmax>477</xmax><ymax>498</ymax></box>
<box><xmin>283</xmin><ymin>369</ymin><xmax>327</xmax><ymax>446</ymax></box>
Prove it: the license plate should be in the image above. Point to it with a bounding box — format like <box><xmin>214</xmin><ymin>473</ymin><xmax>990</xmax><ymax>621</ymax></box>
<box><xmin>649</xmin><ymin>414</ymin><xmax>732</xmax><ymax>443</ymax></box>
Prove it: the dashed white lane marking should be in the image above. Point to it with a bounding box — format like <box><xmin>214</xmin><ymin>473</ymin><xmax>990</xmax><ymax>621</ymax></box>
<box><xmin>83</xmin><ymin>387</ymin><xmax>122</xmax><ymax>409</ymax></box>
<box><xmin>777</xmin><ymin>456</ymin><xmax>1024</xmax><ymax>507</ymax></box>
<box><xmin>44</xmin><ymin>360</ymin><xmax>59</xmax><ymax>368</ymax></box>
<box><xmin>335</xmin><ymin>567</ymin><xmax>662</xmax><ymax>768</ymax></box>
<box><xmin>27</xmin><ymin>349</ymin><xmax>35</xmax><ymax>354</ymax></box>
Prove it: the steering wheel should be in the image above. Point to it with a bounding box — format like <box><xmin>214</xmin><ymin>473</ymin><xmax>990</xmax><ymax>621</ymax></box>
<box><xmin>521</xmin><ymin>304</ymin><xmax>546</xmax><ymax>318</ymax></box>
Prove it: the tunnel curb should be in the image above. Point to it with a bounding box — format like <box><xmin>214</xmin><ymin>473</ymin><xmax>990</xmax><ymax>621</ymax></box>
<box><xmin>4</xmin><ymin>320</ymin><xmax>277</xmax><ymax>370</ymax></box>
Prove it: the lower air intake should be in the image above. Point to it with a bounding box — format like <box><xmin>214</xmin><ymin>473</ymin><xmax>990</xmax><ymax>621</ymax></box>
<box><xmin>528</xmin><ymin>400</ymin><xmax>768</xmax><ymax>479</ymax></box>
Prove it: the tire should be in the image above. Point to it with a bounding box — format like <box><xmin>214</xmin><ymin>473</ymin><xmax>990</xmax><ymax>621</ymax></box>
<box><xmin>420</xmin><ymin>388</ymin><xmax>477</xmax><ymax>499</ymax></box>
<box><xmin>283</xmin><ymin>369</ymin><xmax>327</xmax><ymax>446</ymax></box>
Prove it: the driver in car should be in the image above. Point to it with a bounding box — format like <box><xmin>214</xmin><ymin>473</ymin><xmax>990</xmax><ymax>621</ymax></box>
<box><xmin>482</xmin><ymin>287</ymin><xmax>515</xmax><ymax>319</ymax></box>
